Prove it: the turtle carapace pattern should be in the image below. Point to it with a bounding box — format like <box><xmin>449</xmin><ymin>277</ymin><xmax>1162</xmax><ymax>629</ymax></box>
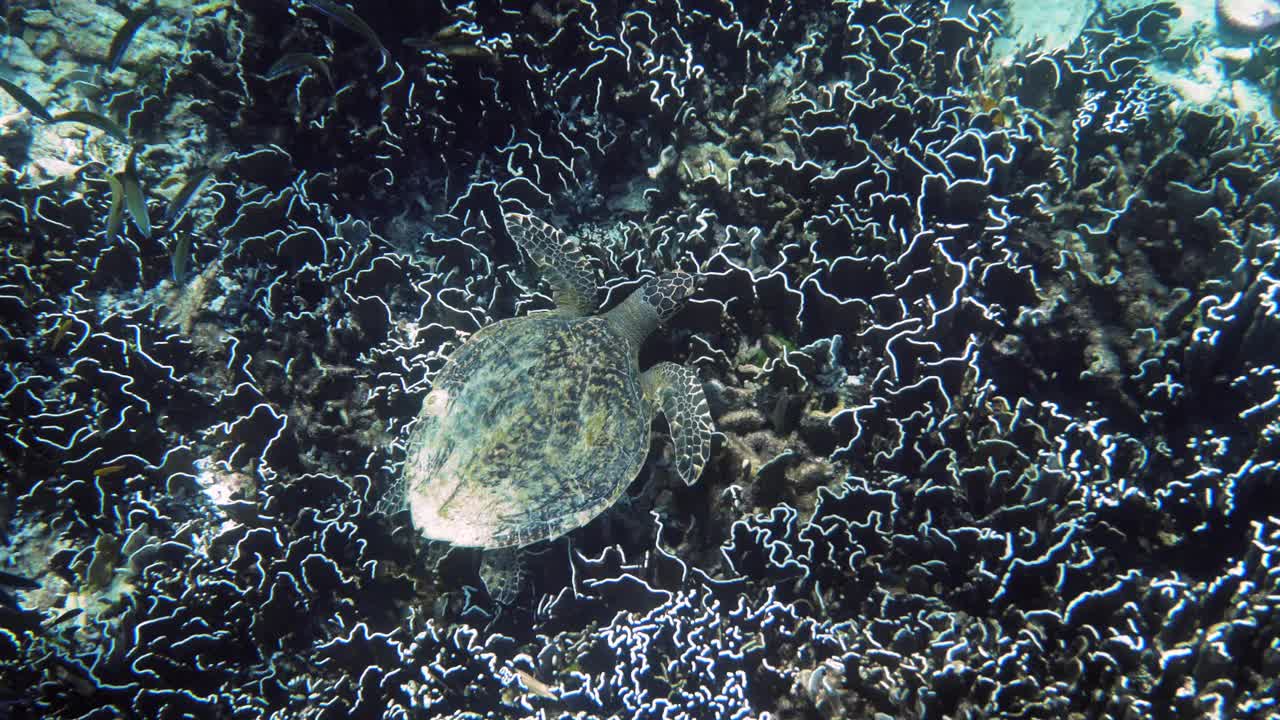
<box><xmin>396</xmin><ymin>211</ymin><xmax>714</xmax><ymax>598</ymax></box>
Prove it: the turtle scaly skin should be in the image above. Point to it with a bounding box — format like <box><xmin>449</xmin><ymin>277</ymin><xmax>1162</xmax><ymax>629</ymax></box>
<box><xmin>395</xmin><ymin>210</ymin><xmax>714</xmax><ymax>600</ymax></box>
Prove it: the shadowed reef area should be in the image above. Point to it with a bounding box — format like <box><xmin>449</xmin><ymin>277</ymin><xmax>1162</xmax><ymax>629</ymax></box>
<box><xmin>1</xmin><ymin>0</ymin><xmax>1279</xmax><ymax>718</ymax></box>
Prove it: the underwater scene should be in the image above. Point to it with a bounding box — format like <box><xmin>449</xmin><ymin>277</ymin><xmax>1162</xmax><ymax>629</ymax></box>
<box><xmin>2</xmin><ymin>0</ymin><xmax>1280</xmax><ymax>717</ymax></box>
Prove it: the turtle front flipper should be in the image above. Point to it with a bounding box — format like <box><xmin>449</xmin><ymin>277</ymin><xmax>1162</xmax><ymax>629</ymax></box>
<box><xmin>503</xmin><ymin>212</ymin><xmax>598</xmax><ymax>315</ymax></box>
<box><xmin>643</xmin><ymin>362</ymin><xmax>714</xmax><ymax>486</ymax></box>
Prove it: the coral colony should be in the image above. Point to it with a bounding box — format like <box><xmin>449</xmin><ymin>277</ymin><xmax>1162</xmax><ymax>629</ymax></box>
<box><xmin>2</xmin><ymin>1</ymin><xmax>1279</xmax><ymax>718</ymax></box>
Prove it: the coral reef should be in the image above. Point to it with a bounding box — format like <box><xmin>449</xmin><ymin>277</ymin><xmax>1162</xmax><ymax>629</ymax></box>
<box><xmin>2</xmin><ymin>0</ymin><xmax>1279</xmax><ymax>718</ymax></box>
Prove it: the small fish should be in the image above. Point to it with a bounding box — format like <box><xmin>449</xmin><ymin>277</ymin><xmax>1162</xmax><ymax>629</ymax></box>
<box><xmin>107</xmin><ymin>2</ymin><xmax>157</xmax><ymax>72</ymax></box>
<box><xmin>303</xmin><ymin>0</ymin><xmax>387</xmax><ymax>56</ymax></box>
<box><xmin>0</xmin><ymin>569</ymin><xmax>38</xmax><ymax>590</ymax></box>
<box><xmin>163</xmin><ymin>167</ymin><xmax>213</xmax><ymax>225</ymax></box>
<box><xmin>106</xmin><ymin>175</ymin><xmax>125</xmax><ymax>242</ymax></box>
<box><xmin>121</xmin><ymin>173</ymin><xmax>150</xmax><ymax>238</ymax></box>
<box><xmin>0</xmin><ymin>76</ymin><xmax>54</xmax><ymax>122</ymax></box>
<box><xmin>403</xmin><ymin>23</ymin><xmax>465</xmax><ymax>48</ymax></box>
<box><xmin>50</xmin><ymin>110</ymin><xmax>130</xmax><ymax>142</ymax></box>
<box><xmin>514</xmin><ymin>669</ymin><xmax>558</xmax><ymax>700</ymax></box>
<box><xmin>0</xmin><ymin>568</ymin><xmax>38</xmax><ymax>612</ymax></box>
<box><xmin>265</xmin><ymin>53</ymin><xmax>333</xmax><ymax>86</ymax></box>
<box><xmin>45</xmin><ymin>607</ymin><xmax>84</xmax><ymax>628</ymax></box>
<box><xmin>439</xmin><ymin>44</ymin><xmax>496</xmax><ymax>62</ymax></box>
<box><xmin>432</xmin><ymin>23</ymin><xmax>466</xmax><ymax>43</ymax></box>
<box><xmin>120</xmin><ymin>149</ymin><xmax>151</xmax><ymax>238</ymax></box>
<box><xmin>49</xmin><ymin>317</ymin><xmax>74</xmax><ymax>350</ymax></box>
<box><xmin>403</xmin><ymin>25</ymin><xmax>496</xmax><ymax>63</ymax></box>
<box><xmin>126</xmin><ymin>144</ymin><xmax>141</xmax><ymax>176</ymax></box>
<box><xmin>171</xmin><ymin>232</ymin><xmax>191</xmax><ymax>282</ymax></box>
<box><xmin>93</xmin><ymin>464</ymin><xmax>127</xmax><ymax>477</ymax></box>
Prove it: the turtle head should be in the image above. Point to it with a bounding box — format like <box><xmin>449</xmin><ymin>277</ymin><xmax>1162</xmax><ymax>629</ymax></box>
<box><xmin>641</xmin><ymin>271</ymin><xmax>697</xmax><ymax>322</ymax></box>
<box><xmin>605</xmin><ymin>271</ymin><xmax>698</xmax><ymax>347</ymax></box>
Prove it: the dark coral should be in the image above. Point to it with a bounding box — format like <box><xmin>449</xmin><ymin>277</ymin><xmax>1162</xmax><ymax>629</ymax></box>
<box><xmin>2</xmin><ymin>0</ymin><xmax>1279</xmax><ymax>718</ymax></box>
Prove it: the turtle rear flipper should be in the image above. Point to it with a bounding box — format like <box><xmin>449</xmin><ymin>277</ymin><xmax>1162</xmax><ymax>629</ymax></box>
<box><xmin>478</xmin><ymin>546</ymin><xmax>524</xmax><ymax>605</ymax></box>
<box><xmin>503</xmin><ymin>212</ymin><xmax>598</xmax><ymax>315</ymax></box>
<box><xmin>375</xmin><ymin>471</ymin><xmax>408</xmax><ymax>517</ymax></box>
<box><xmin>643</xmin><ymin>362</ymin><xmax>714</xmax><ymax>486</ymax></box>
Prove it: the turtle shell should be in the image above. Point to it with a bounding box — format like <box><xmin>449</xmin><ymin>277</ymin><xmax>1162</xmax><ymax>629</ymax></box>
<box><xmin>402</xmin><ymin>312</ymin><xmax>650</xmax><ymax>549</ymax></box>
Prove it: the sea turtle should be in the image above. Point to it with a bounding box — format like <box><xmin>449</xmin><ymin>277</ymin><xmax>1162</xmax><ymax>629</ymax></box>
<box><xmin>395</xmin><ymin>210</ymin><xmax>715</xmax><ymax>602</ymax></box>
